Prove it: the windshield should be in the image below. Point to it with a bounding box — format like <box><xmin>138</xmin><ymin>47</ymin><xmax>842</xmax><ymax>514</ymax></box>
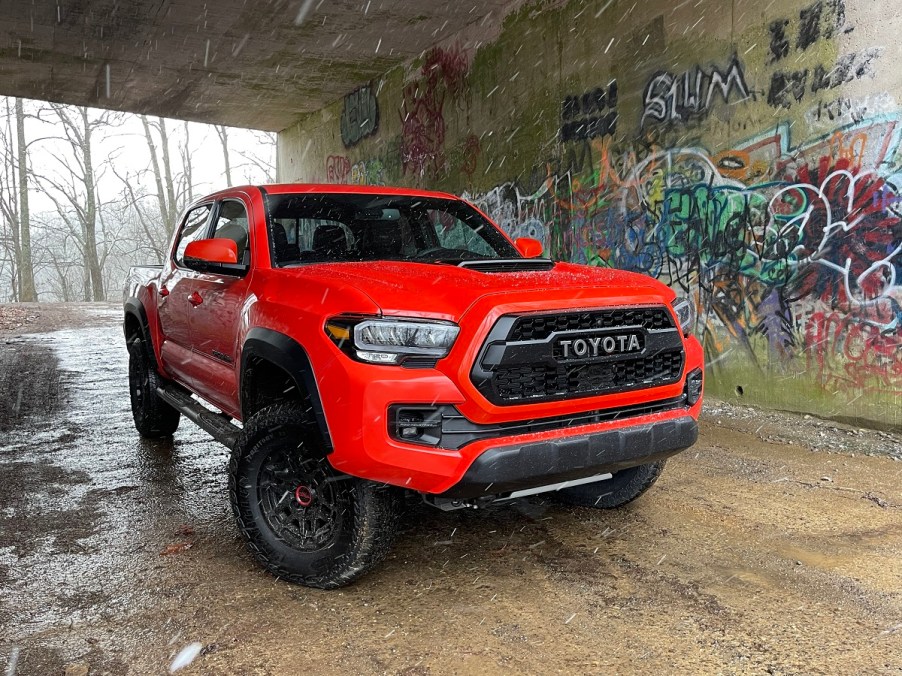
<box><xmin>265</xmin><ymin>193</ymin><xmax>519</xmax><ymax>266</ymax></box>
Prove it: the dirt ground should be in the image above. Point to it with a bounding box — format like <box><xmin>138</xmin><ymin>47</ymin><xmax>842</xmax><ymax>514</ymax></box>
<box><xmin>0</xmin><ymin>303</ymin><xmax>899</xmax><ymax>675</ymax></box>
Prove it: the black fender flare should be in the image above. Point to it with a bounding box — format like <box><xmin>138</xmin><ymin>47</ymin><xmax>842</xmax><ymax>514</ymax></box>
<box><xmin>240</xmin><ymin>328</ymin><xmax>332</xmax><ymax>449</ymax></box>
<box><xmin>123</xmin><ymin>298</ymin><xmax>159</xmax><ymax>368</ymax></box>
<box><xmin>123</xmin><ymin>298</ymin><xmax>149</xmax><ymax>341</ymax></box>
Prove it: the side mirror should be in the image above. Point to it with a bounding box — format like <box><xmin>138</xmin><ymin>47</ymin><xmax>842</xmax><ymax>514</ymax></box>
<box><xmin>515</xmin><ymin>237</ymin><xmax>543</xmax><ymax>258</ymax></box>
<box><xmin>183</xmin><ymin>238</ymin><xmax>247</xmax><ymax>275</ymax></box>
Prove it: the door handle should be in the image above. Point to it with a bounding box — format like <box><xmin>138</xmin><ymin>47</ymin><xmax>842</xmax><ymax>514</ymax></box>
<box><xmin>188</xmin><ymin>291</ymin><xmax>203</xmax><ymax>306</ymax></box>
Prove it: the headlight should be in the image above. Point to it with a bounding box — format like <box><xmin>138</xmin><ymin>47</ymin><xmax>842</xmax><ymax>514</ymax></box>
<box><xmin>325</xmin><ymin>316</ymin><xmax>460</xmax><ymax>365</ymax></box>
<box><xmin>671</xmin><ymin>297</ymin><xmax>696</xmax><ymax>335</ymax></box>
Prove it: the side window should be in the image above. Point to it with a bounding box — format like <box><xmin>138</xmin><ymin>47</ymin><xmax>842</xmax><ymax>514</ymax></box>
<box><xmin>212</xmin><ymin>200</ymin><xmax>250</xmax><ymax>264</ymax></box>
<box><xmin>270</xmin><ymin>217</ymin><xmax>355</xmax><ymax>265</ymax></box>
<box><xmin>299</xmin><ymin>219</ymin><xmax>353</xmax><ymax>254</ymax></box>
<box><xmin>429</xmin><ymin>209</ymin><xmax>493</xmax><ymax>256</ymax></box>
<box><xmin>271</xmin><ymin>218</ymin><xmax>298</xmax><ymax>245</ymax></box>
<box><xmin>174</xmin><ymin>204</ymin><xmax>213</xmax><ymax>267</ymax></box>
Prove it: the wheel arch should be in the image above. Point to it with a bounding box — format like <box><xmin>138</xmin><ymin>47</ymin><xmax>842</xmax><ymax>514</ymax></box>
<box><xmin>240</xmin><ymin>328</ymin><xmax>333</xmax><ymax>450</ymax></box>
<box><xmin>123</xmin><ymin>298</ymin><xmax>148</xmax><ymax>340</ymax></box>
<box><xmin>123</xmin><ymin>298</ymin><xmax>160</xmax><ymax>369</ymax></box>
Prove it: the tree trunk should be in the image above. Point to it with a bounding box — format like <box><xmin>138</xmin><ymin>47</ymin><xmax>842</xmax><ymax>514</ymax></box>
<box><xmin>216</xmin><ymin>125</ymin><xmax>232</xmax><ymax>186</ymax></box>
<box><xmin>159</xmin><ymin>117</ymin><xmax>177</xmax><ymax>228</ymax></box>
<box><xmin>82</xmin><ymin>264</ymin><xmax>91</xmax><ymax>302</ymax></box>
<box><xmin>81</xmin><ymin>108</ymin><xmax>104</xmax><ymax>301</ymax></box>
<box><xmin>8</xmin><ymin>222</ymin><xmax>20</xmax><ymax>302</ymax></box>
<box><xmin>15</xmin><ymin>99</ymin><xmax>36</xmax><ymax>301</ymax></box>
<box><xmin>3</xmin><ymin>97</ymin><xmax>22</xmax><ymax>302</ymax></box>
<box><xmin>141</xmin><ymin>115</ymin><xmax>170</xmax><ymax>235</ymax></box>
<box><xmin>183</xmin><ymin>121</ymin><xmax>194</xmax><ymax>205</ymax></box>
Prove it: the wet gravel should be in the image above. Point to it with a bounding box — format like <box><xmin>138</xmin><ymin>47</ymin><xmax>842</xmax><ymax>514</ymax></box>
<box><xmin>0</xmin><ymin>306</ymin><xmax>900</xmax><ymax>675</ymax></box>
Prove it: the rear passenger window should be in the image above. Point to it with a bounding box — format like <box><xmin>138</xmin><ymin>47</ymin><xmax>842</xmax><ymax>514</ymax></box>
<box><xmin>174</xmin><ymin>204</ymin><xmax>213</xmax><ymax>267</ymax></box>
<box><xmin>212</xmin><ymin>200</ymin><xmax>251</xmax><ymax>264</ymax></box>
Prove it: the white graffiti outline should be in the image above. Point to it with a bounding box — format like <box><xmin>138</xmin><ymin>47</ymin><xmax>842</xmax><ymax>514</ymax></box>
<box><xmin>769</xmin><ymin>169</ymin><xmax>902</xmax><ymax>306</ymax></box>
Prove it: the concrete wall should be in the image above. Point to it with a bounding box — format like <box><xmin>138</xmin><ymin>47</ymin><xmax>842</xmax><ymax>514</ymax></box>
<box><xmin>278</xmin><ymin>0</ymin><xmax>902</xmax><ymax>428</ymax></box>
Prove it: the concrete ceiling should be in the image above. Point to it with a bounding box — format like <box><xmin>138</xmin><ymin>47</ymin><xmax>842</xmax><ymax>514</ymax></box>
<box><xmin>0</xmin><ymin>0</ymin><xmax>516</xmax><ymax>132</ymax></box>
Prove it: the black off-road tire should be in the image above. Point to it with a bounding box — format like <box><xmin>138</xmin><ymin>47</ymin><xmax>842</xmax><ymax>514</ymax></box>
<box><xmin>128</xmin><ymin>338</ymin><xmax>180</xmax><ymax>438</ymax></box>
<box><xmin>228</xmin><ymin>402</ymin><xmax>402</xmax><ymax>589</ymax></box>
<box><xmin>555</xmin><ymin>461</ymin><xmax>666</xmax><ymax>509</ymax></box>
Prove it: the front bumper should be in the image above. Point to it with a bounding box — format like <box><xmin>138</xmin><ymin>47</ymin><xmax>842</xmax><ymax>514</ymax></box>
<box><xmin>313</xmin><ymin>285</ymin><xmax>706</xmax><ymax>493</ymax></box>
<box><xmin>319</xmin><ymin>331</ymin><xmax>704</xmax><ymax>494</ymax></box>
<box><xmin>437</xmin><ymin>415</ymin><xmax>698</xmax><ymax>499</ymax></box>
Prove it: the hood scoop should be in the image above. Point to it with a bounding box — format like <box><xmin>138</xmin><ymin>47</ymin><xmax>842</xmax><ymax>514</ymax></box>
<box><xmin>457</xmin><ymin>259</ymin><xmax>555</xmax><ymax>273</ymax></box>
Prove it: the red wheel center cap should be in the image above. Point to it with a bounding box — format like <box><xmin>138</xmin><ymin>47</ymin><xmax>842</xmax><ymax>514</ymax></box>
<box><xmin>294</xmin><ymin>485</ymin><xmax>314</xmax><ymax>507</ymax></box>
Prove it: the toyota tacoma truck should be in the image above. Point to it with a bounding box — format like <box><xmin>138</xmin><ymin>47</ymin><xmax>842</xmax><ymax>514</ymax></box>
<box><xmin>123</xmin><ymin>184</ymin><xmax>703</xmax><ymax>588</ymax></box>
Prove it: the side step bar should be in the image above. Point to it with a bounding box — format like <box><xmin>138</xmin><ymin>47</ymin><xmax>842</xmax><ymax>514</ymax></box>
<box><xmin>156</xmin><ymin>384</ymin><xmax>241</xmax><ymax>449</ymax></box>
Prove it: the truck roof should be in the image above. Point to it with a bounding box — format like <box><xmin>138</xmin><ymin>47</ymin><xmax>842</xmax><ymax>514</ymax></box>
<box><xmin>204</xmin><ymin>183</ymin><xmax>461</xmax><ymax>201</ymax></box>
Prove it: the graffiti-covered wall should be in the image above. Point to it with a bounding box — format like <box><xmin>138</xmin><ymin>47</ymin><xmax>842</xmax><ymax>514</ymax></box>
<box><xmin>278</xmin><ymin>0</ymin><xmax>902</xmax><ymax>428</ymax></box>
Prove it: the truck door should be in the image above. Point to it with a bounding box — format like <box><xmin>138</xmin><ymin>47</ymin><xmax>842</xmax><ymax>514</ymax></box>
<box><xmin>185</xmin><ymin>198</ymin><xmax>253</xmax><ymax>416</ymax></box>
<box><xmin>156</xmin><ymin>203</ymin><xmax>215</xmax><ymax>387</ymax></box>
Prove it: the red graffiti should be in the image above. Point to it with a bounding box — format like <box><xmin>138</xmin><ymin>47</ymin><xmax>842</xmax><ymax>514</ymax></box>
<box><xmin>460</xmin><ymin>134</ymin><xmax>481</xmax><ymax>178</ymax></box>
<box><xmin>326</xmin><ymin>155</ymin><xmax>351</xmax><ymax>183</ymax></box>
<box><xmin>805</xmin><ymin>307</ymin><xmax>902</xmax><ymax>394</ymax></box>
<box><xmin>400</xmin><ymin>45</ymin><xmax>469</xmax><ymax>178</ymax></box>
<box><xmin>782</xmin><ymin>158</ymin><xmax>901</xmax><ymax>306</ymax></box>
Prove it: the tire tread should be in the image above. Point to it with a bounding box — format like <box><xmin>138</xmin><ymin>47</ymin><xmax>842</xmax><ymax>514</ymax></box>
<box><xmin>228</xmin><ymin>402</ymin><xmax>400</xmax><ymax>589</ymax></box>
<box><xmin>128</xmin><ymin>338</ymin><xmax>180</xmax><ymax>438</ymax></box>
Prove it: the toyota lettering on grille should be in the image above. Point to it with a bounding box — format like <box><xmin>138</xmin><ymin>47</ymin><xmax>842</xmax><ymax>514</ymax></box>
<box><xmin>557</xmin><ymin>333</ymin><xmax>642</xmax><ymax>359</ymax></box>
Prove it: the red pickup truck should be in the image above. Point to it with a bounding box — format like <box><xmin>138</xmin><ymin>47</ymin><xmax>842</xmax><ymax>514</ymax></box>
<box><xmin>123</xmin><ymin>184</ymin><xmax>703</xmax><ymax>588</ymax></box>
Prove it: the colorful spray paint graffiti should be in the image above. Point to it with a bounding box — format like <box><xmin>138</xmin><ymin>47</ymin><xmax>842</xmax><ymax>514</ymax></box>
<box><xmin>464</xmin><ymin>119</ymin><xmax>902</xmax><ymax>403</ymax></box>
<box><xmin>323</xmin><ymin>144</ymin><xmax>399</xmax><ymax>186</ymax></box>
<box><xmin>301</xmin><ymin>0</ymin><xmax>901</xmax><ymax>423</ymax></box>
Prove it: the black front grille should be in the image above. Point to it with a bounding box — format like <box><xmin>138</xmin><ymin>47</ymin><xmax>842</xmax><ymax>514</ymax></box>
<box><xmin>471</xmin><ymin>306</ymin><xmax>685</xmax><ymax>405</ymax></box>
<box><xmin>509</xmin><ymin>308</ymin><xmax>673</xmax><ymax>341</ymax></box>
<box><xmin>492</xmin><ymin>348</ymin><xmax>684</xmax><ymax>403</ymax></box>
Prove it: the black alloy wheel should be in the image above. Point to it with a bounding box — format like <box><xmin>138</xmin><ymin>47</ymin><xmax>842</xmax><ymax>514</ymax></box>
<box><xmin>229</xmin><ymin>403</ymin><xmax>401</xmax><ymax>589</ymax></box>
<box><xmin>257</xmin><ymin>448</ymin><xmax>347</xmax><ymax>552</ymax></box>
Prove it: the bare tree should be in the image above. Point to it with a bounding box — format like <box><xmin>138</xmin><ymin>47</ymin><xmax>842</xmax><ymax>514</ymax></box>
<box><xmin>181</xmin><ymin>121</ymin><xmax>194</xmax><ymax>204</ymax></box>
<box><xmin>114</xmin><ymin>115</ymin><xmax>201</xmax><ymax>262</ymax></box>
<box><xmin>0</xmin><ymin>100</ymin><xmax>21</xmax><ymax>301</ymax></box>
<box><xmin>140</xmin><ymin>115</ymin><xmax>183</xmax><ymax>235</ymax></box>
<box><xmin>35</xmin><ymin>211</ymin><xmax>82</xmax><ymax>302</ymax></box>
<box><xmin>236</xmin><ymin>130</ymin><xmax>277</xmax><ymax>183</ymax></box>
<box><xmin>9</xmin><ymin>102</ymin><xmax>271</xmax><ymax>302</ymax></box>
<box><xmin>0</xmin><ymin>97</ymin><xmax>42</xmax><ymax>301</ymax></box>
<box><xmin>214</xmin><ymin>124</ymin><xmax>232</xmax><ymax>186</ymax></box>
<box><xmin>16</xmin><ymin>99</ymin><xmax>36</xmax><ymax>300</ymax></box>
<box><xmin>34</xmin><ymin>104</ymin><xmax>119</xmax><ymax>301</ymax></box>
<box><xmin>110</xmin><ymin>167</ymin><xmax>168</xmax><ymax>263</ymax></box>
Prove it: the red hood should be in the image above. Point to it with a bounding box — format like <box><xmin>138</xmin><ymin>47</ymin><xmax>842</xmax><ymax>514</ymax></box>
<box><xmin>284</xmin><ymin>261</ymin><xmax>675</xmax><ymax>321</ymax></box>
